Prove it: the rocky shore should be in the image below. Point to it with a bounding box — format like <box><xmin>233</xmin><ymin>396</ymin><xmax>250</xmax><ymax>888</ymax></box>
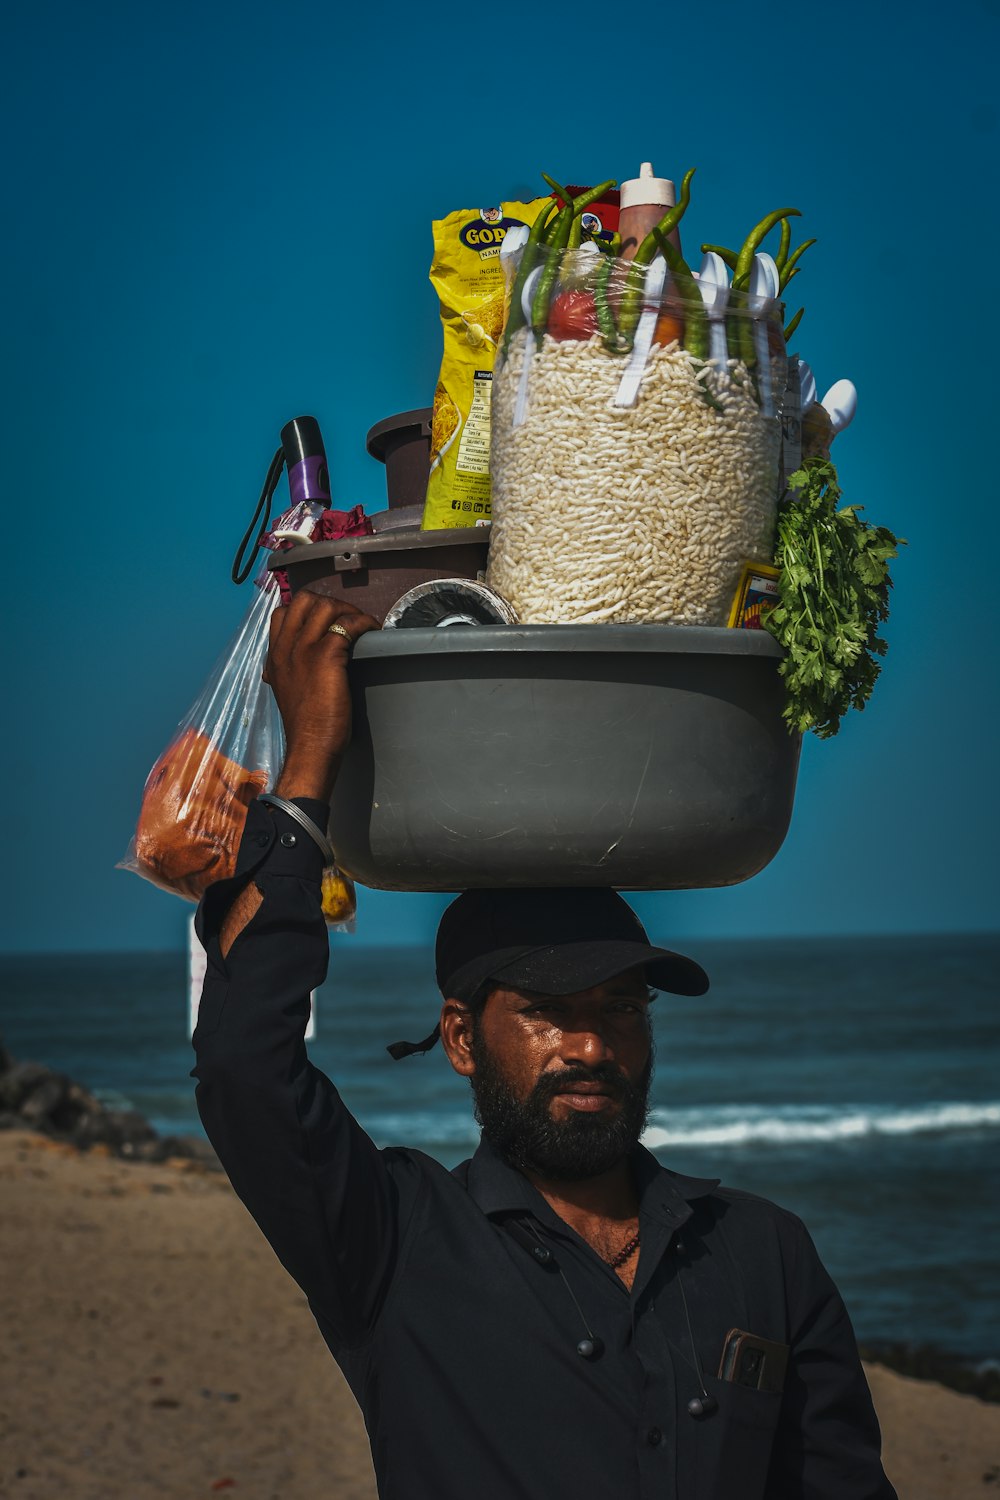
<box><xmin>0</xmin><ymin>1035</ymin><xmax>218</xmax><ymax>1170</ymax></box>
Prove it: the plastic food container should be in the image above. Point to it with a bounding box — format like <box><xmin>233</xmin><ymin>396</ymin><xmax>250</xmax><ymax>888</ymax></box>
<box><xmin>271</xmin><ymin>529</ymin><xmax>490</xmax><ymax>624</ymax></box>
<box><xmin>489</xmin><ymin>247</ymin><xmax>788</xmax><ymax>628</ymax></box>
<box><xmin>271</xmin><ymin>408</ymin><xmax>490</xmax><ymax>622</ymax></box>
<box><xmin>328</xmin><ymin>624</ymin><xmax>800</xmax><ymax>891</ymax></box>
<box><xmin>366</xmin><ymin>407</ymin><xmax>433</xmax><ymax>525</ymax></box>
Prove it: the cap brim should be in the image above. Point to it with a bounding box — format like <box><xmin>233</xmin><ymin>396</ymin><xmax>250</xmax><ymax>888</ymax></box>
<box><xmin>489</xmin><ymin>940</ymin><xmax>709</xmax><ymax>998</ymax></box>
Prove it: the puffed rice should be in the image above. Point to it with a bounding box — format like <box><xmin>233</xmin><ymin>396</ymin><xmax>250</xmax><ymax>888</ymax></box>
<box><xmin>487</xmin><ymin>332</ymin><xmax>780</xmax><ymax>627</ymax></box>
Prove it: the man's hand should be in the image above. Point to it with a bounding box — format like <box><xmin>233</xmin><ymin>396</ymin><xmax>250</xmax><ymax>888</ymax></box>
<box><xmin>265</xmin><ymin>591</ymin><xmax>380</xmax><ymax>803</ymax></box>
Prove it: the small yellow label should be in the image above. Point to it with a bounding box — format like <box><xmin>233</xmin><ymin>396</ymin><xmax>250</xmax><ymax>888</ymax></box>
<box><xmin>728</xmin><ymin>560</ymin><xmax>780</xmax><ymax>629</ymax></box>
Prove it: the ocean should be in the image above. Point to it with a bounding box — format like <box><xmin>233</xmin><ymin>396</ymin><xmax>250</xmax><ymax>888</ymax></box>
<box><xmin>3</xmin><ymin>933</ymin><xmax>998</xmax><ymax>1362</ymax></box>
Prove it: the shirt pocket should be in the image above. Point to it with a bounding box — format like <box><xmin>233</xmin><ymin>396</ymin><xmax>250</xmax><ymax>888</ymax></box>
<box><xmin>694</xmin><ymin>1373</ymin><xmax>783</xmax><ymax>1499</ymax></box>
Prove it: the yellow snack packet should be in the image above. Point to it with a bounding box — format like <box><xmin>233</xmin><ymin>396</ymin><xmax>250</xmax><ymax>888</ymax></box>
<box><xmin>321</xmin><ymin>864</ymin><xmax>356</xmax><ymax>927</ymax></box>
<box><xmin>422</xmin><ymin>200</ymin><xmax>549</xmax><ymax>530</ymax></box>
<box><xmin>727</xmin><ymin>560</ymin><xmax>780</xmax><ymax>629</ymax></box>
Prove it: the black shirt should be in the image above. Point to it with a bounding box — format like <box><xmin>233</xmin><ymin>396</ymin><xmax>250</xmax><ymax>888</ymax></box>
<box><xmin>192</xmin><ymin>799</ymin><xmax>897</xmax><ymax>1500</ymax></box>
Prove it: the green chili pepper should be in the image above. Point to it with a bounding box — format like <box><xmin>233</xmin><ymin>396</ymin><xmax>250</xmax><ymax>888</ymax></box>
<box><xmin>594</xmin><ymin>254</ymin><xmax>620</xmax><ymax>352</ymax></box>
<box><xmin>540</xmin><ymin>175</ymin><xmax>616</xmax><ymax>221</ymax></box>
<box><xmin>731</xmin><ymin>208</ymin><xmax>801</xmax><ymax>290</ymax></box>
<box><xmin>738</xmin><ymin>290</ymin><xmax>758</xmax><ymax>372</ymax></box>
<box><xmin>502</xmin><ymin>198</ymin><xmax>558</xmax><ymax>353</ymax></box>
<box><xmin>539</xmin><ymin>204</ymin><xmax>564</xmax><ymax>244</ymax></box>
<box><xmin>530</xmin><ymin>180</ymin><xmax>616</xmax><ymax>341</ymax></box>
<box><xmin>700</xmin><ymin>243</ymin><xmax>738</xmax><ymax>271</ymax></box>
<box><xmin>617</xmin><ymin>169</ymin><xmax>696</xmax><ymax>350</ymax></box>
<box><xmin>775</xmin><ymin>218</ymin><xmax>792</xmax><ymax>272</ymax></box>
<box><xmin>778</xmin><ymin>237</ymin><xmax>816</xmax><ymax>291</ymax></box>
<box><xmin>725</xmin><ymin>285</ymin><xmax>743</xmax><ymax>363</ymax></box>
<box><xmin>568</xmin><ymin>213</ymin><xmax>582</xmax><ymax>250</ymax></box>
<box><xmin>507</xmin><ymin>175</ymin><xmax>617</xmax><ymax>348</ymax></box>
<box><xmin>725</xmin><ymin>283</ymin><xmax>766</xmax><ymax>371</ymax></box>
<box><xmin>784</xmin><ymin>307</ymin><xmax>804</xmax><ymax>342</ymax></box>
<box><xmin>634</xmin><ymin>168</ymin><xmax>696</xmax><ymax>265</ymax></box>
<box><xmin>571</xmin><ymin>180</ymin><xmax>617</xmax><ymax>215</ymax></box>
<box><xmin>541</xmin><ymin>173</ymin><xmax>573</xmax><ymax>206</ymax></box>
<box><xmin>531</xmin><ymin>200</ymin><xmax>574</xmax><ymax>339</ymax></box>
<box><xmin>653</xmin><ymin>231</ymin><xmax>708</xmax><ymax>361</ymax></box>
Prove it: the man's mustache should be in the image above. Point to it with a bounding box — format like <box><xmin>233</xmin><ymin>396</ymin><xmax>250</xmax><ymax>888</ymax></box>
<box><xmin>530</xmin><ymin>1064</ymin><xmax>630</xmax><ymax>1104</ymax></box>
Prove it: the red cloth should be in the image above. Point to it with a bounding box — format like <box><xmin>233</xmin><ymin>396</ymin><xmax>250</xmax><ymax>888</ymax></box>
<box><xmin>269</xmin><ymin>506</ymin><xmax>373</xmax><ymax>603</ymax></box>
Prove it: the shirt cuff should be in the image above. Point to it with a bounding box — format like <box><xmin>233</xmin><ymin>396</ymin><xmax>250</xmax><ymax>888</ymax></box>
<box><xmin>243</xmin><ymin>795</ymin><xmax>330</xmax><ymax>880</ymax></box>
<box><xmin>195</xmin><ymin>795</ymin><xmax>330</xmax><ymax>951</ymax></box>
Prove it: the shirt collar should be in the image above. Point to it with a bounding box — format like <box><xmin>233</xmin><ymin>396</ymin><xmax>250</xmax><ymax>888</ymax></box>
<box><xmin>463</xmin><ymin>1134</ymin><xmax>719</xmax><ymax>1227</ymax></box>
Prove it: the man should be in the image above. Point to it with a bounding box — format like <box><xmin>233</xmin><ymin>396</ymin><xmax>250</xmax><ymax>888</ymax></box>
<box><xmin>192</xmin><ymin>591</ymin><xmax>897</xmax><ymax>1500</ymax></box>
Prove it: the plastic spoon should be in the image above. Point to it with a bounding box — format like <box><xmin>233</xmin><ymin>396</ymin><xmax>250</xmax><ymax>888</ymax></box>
<box><xmin>498</xmin><ymin>225</ymin><xmax>529</xmax><ymax>335</ymax></box>
<box><xmin>698</xmin><ymin>251</ymin><xmax>731</xmax><ymax>367</ymax></box>
<box><xmin>798</xmin><ymin>359</ymin><xmax>818</xmax><ymax>412</ymax></box>
<box><xmin>270</xmin><ymin>500</ymin><xmax>325</xmax><ymax>546</ymax></box>
<box><xmin>615</xmin><ymin>257</ymin><xmax>668</xmax><ymax>408</ymax></box>
<box><xmin>749</xmin><ymin>253</ymin><xmax>780</xmax><ymax>416</ymax></box>
<box><xmin>513</xmin><ymin>265</ymin><xmax>544</xmax><ymax>427</ymax></box>
<box><xmin>821</xmin><ymin>379</ymin><xmax>858</xmax><ymax>435</ymax></box>
<box><xmin>501</xmin><ymin>225</ymin><xmax>529</xmax><ymax>264</ymax></box>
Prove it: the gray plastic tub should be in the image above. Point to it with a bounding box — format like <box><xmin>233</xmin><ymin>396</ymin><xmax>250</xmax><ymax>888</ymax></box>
<box><xmin>329</xmin><ymin>624</ymin><xmax>800</xmax><ymax>891</ymax></box>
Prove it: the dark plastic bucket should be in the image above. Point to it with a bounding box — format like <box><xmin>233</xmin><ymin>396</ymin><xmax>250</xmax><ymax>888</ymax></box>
<box><xmin>328</xmin><ymin>624</ymin><xmax>800</xmax><ymax>891</ymax></box>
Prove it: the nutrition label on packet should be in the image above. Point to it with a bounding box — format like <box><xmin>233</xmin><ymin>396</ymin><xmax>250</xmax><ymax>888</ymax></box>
<box><xmin>455</xmin><ymin>371</ymin><xmax>492</xmax><ymax>477</ymax></box>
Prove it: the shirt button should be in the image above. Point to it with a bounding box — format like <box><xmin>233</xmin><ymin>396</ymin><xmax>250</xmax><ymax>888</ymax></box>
<box><xmin>646</xmin><ymin>1427</ymin><xmax>662</xmax><ymax>1447</ymax></box>
<box><xmin>279</xmin><ymin>832</ymin><xmax>297</xmax><ymax>848</ymax></box>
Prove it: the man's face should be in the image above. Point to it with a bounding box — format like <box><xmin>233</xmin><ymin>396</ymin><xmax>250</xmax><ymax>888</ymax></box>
<box><xmin>466</xmin><ymin>968</ymin><xmax>654</xmax><ymax>1181</ymax></box>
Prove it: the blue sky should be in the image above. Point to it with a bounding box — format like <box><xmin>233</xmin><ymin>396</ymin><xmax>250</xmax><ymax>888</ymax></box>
<box><xmin>3</xmin><ymin>0</ymin><xmax>997</xmax><ymax>953</ymax></box>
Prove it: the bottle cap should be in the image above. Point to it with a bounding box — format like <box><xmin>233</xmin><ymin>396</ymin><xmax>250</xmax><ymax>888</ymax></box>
<box><xmin>620</xmin><ymin>162</ymin><xmax>675</xmax><ymax>211</ymax></box>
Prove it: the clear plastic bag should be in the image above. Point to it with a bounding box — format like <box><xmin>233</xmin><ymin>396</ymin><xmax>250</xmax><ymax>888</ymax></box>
<box><xmin>119</xmin><ymin>560</ymin><xmax>356</xmax><ymax>928</ymax></box>
<box><xmin>488</xmin><ymin>243</ymin><xmax>789</xmax><ymax>627</ymax></box>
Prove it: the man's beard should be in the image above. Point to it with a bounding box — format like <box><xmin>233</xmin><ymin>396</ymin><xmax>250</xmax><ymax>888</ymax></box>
<box><xmin>469</xmin><ymin>1030</ymin><xmax>653</xmax><ymax>1181</ymax></box>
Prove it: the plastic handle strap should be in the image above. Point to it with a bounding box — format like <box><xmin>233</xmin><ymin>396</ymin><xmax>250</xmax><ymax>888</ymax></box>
<box><xmin>614</xmin><ymin>258</ymin><xmax>668</xmax><ymax>409</ymax></box>
<box><xmin>231</xmin><ymin>447</ymin><xmax>285</xmax><ymax>585</ymax></box>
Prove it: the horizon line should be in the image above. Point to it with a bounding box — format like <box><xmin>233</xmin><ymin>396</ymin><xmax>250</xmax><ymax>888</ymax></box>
<box><xmin>2</xmin><ymin>929</ymin><xmax>998</xmax><ymax>961</ymax></box>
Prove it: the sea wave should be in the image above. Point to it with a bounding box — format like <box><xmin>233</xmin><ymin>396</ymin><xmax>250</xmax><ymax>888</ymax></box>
<box><xmin>362</xmin><ymin>1100</ymin><xmax>1000</xmax><ymax>1154</ymax></box>
<box><xmin>642</xmin><ymin>1101</ymin><xmax>1000</xmax><ymax>1150</ymax></box>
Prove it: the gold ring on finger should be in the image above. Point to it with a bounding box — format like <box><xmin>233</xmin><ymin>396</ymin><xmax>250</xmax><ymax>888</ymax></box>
<box><xmin>327</xmin><ymin>622</ymin><xmax>353</xmax><ymax>643</ymax></box>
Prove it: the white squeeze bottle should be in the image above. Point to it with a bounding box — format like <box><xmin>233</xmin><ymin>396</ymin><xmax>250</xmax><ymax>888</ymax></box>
<box><xmin>618</xmin><ymin>162</ymin><xmax>681</xmax><ymax>261</ymax></box>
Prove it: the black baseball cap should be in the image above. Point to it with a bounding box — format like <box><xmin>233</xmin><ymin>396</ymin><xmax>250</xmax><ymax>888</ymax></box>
<box><xmin>387</xmin><ymin>889</ymin><xmax>709</xmax><ymax>1060</ymax></box>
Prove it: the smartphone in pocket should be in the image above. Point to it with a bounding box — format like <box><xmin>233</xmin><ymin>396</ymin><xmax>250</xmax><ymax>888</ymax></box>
<box><xmin>718</xmin><ymin>1328</ymin><xmax>789</xmax><ymax>1394</ymax></box>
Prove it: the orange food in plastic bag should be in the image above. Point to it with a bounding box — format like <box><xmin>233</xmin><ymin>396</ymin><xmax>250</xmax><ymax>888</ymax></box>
<box><xmin>135</xmin><ymin>728</ymin><xmax>267</xmax><ymax>902</ymax></box>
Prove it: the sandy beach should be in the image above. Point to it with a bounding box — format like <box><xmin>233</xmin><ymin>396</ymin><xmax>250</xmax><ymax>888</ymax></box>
<box><xmin>2</xmin><ymin>1129</ymin><xmax>997</xmax><ymax>1500</ymax></box>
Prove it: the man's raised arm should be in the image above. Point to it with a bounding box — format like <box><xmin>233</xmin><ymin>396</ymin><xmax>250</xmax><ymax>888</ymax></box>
<box><xmin>191</xmin><ymin>593</ymin><xmax>403</xmax><ymax>1347</ymax></box>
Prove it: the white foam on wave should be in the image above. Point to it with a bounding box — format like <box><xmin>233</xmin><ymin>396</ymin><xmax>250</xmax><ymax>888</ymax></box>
<box><xmin>642</xmin><ymin>1101</ymin><xmax>1000</xmax><ymax>1150</ymax></box>
<box><xmin>366</xmin><ymin>1101</ymin><xmax>1000</xmax><ymax>1153</ymax></box>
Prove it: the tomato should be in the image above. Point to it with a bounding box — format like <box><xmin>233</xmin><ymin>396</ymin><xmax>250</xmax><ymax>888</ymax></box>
<box><xmin>548</xmin><ymin>290</ymin><xmax>597</xmax><ymax>342</ymax></box>
<box><xmin>653</xmin><ymin>312</ymin><xmax>684</xmax><ymax>348</ymax></box>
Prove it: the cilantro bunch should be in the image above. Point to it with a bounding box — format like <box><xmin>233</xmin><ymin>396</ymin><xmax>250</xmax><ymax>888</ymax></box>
<box><xmin>764</xmin><ymin>458</ymin><xmax>905</xmax><ymax>738</ymax></box>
